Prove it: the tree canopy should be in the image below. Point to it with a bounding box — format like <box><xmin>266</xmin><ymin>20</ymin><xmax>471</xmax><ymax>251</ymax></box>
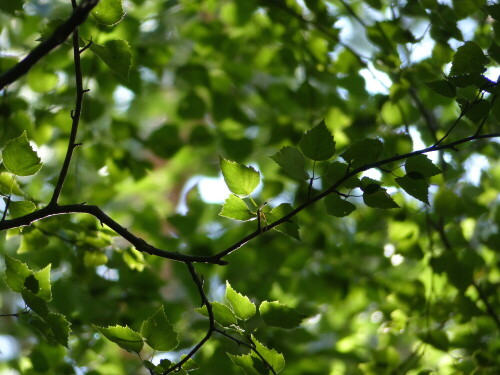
<box><xmin>1</xmin><ymin>0</ymin><xmax>500</xmax><ymax>374</ymax></box>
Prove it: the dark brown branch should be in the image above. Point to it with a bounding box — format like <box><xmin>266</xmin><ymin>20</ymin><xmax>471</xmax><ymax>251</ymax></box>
<box><xmin>212</xmin><ymin>132</ymin><xmax>500</xmax><ymax>260</ymax></box>
<box><xmin>162</xmin><ymin>263</ymin><xmax>214</xmax><ymax>374</ymax></box>
<box><xmin>49</xmin><ymin>0</ymin><xmax>88</xmax><ymax>206</ymax></box>
<box><xmin>0</xmin><ymin>0</ymin><xmax>99</xmax><ymax>90</ymax></box>
<box><xmin>0</xmin><ymin>204</ymin><xmax>227</xmax><ymax>265</ymax></box>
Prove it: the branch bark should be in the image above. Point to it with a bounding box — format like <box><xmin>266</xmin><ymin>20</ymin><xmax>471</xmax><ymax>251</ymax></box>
<box><xmin>0</xmin><ymin>0</ymin><xmax>99</xmax><ymax>90</ymax></box>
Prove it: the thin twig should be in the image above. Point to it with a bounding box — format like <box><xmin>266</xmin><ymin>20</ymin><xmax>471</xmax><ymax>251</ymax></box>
<box><xmin>212</xmin><ymin>132</ymin><xmax>500</xmax><ymax>260</ymax></box>
<box><xmin>473</xmin><ymin>281</ymin><xmax>500</xmax><ymax>332</ymax></box>
<box><xmin>1</xmin><ymin>195</ymin><xmax>11</xmax><ymax>222</ymax></box>
<box><xmin>0</xmin><ymin>0</ymin><xmax>99</xmax><ymax>90</ymax></box>
<box><xmin>215</xmin><ymin>328</ymin><xmax>278</xmax><ymax>375</ymax></box>
<box><xmin>162</xmin><ymin>263</ymin><xmax>214</xmax><ymax>374</ymax></box>
<box><xmin>49</xmin><ymin>0</ymin><xmax>88</xmax><ymax>206</ymax></box>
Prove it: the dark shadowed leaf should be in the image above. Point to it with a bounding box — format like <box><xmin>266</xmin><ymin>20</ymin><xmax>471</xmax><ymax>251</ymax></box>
<box><xmin>324</xmin><ymin>194</ymin><xmax>356</xmax><ymax>217</ymax></box>
<box><xmin>396</xmin><ymin>175</ymin><xmax>430</xmax><ymax>205</ymax></box>
<box><xmin>270</xmin><ymin>146</ymin><xmax>309</xmax><ymax>180</ymax></box>
<box><xmin>259</xmin><ymin>301</ymin><xmax>305</xmax><ymax>329</ymax></box>
<box><xmin>342</xmin><ymin>139</ymin><xmax>383</xmax><ymax>169</ymax></box>
<box><xmin>299</xmin><ymin>120</ymin><xmax>335</xmax><ymax>161</ymax></box>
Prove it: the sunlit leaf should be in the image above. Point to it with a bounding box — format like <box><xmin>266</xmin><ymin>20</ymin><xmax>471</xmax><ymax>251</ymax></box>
<box><xmin>90</xmin><ymin>40</ymin><xmax>132</xmax><ymax>80</ymax></box>
<box><xmin>83</xmin><ymin>251</ymin><xmax>108</xmax><ymax>267</ymax></box>
<box><xmin>2</xmin><ymin>131</ymin><xmax>42</xmax><ymax>176</ymax></box>
<box><xmin>196</xmin><ymin>302</ymin><xmax>238</xmax><ymax>327</ymax></box>
<box><xmin>4</xmin><ymin>255</ymin><xmax>31</xmax><ymax>293</ymax></box>
<box><xmin>220</xmin><ymin>195</ymin><xmax>255</xmax><ymax>221</ymax></box>
<box><xmin>91</xmin><ymin>0</ymin><xmax>125</xmax><ymax>26</ymax></box>
<box><xmin>95</xmin><ymin>325</ymin><xmax>144</xmax><ymax>354</ymax></box>
<box><xmin>141</xmin><ymin>306</ymin><xmax>179</xmax><ymax>351</ymax></box>
<box><xmin>220</xmin><ymin>157</ymin><xmax>260</xmax><ymax>196</ymax></box>
<box><xmin>225</xmin><ymin>281</ymin><xmax>256</xmax><ymax>321</ymax></box>
<box><xmin>8</xmin><ymin>200</ymin><xmax>36</xmax><ymax>218</ymax></box>
<box><xmin>251</xmin><ymin>335</ymin><xmax>285</xmax><ymax>373</ymax></box>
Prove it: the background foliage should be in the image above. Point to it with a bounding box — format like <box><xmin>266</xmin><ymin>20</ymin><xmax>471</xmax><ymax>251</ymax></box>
<box><xmin>1</xmin><ymin>0</ymin><xmax>500</xmax><ymax>374</ymax></box>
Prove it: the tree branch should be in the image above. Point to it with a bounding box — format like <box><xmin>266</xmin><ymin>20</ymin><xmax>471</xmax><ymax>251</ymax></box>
<box><xmin>0</xmin><ymin>0</ymin><xmax>99</xmax><ymax>90</ymax></box>
<box><xmin>212</xmin><ymin>132</ymin><xmax>500</xmax><ymax>260</ymax></box>
<box><xmin>49</xmin><ymin>0</ymin><xmax>89</xmax><ymax>206</ymax></box>
<box><xmin>162</xmin><ymin>262</ymin><xmax>214</xmax><ymax>374</ymax></box>
<box><xmin>0</xmin><ymin>204</ymin><xmax>227</xmax><ymax>265</ymax></box>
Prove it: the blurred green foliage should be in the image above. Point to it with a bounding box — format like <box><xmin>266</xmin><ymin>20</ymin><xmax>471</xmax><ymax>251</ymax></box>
<box><xmin>1</xmin><ymin>0</ymin><xmax>500</xmax><ymax>374</ymax></box>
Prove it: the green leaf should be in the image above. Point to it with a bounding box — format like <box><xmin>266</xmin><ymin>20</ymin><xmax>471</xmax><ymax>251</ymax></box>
<box><xmin>270</xmin><ymin>146</ymin><xmax>309</xmax><ymax>180</ymax></box>
<box><xmin>0</xmin><ymin>0</ymin><xmax>24</xmax><ymax>15</ymax></box>
<box><xmin>4</xmin><ymin>255</ymin><xmax>31</xmax><ymax>293</ymax></box>
<box><xmin>425</xmin><ymin>80</ymin><xmax>456</xmax><ymax>98</ymax></box>
<box><xmin>324</xmin><ymin>194</ymin><xmax>356</xmax><ymax>217</ymax></box>
<box><xmin>220</xmin><ymin>157</ymin><xmax>260</xmax><ymax>196</ymax></box>
<box><xmin>363</xmin><ymin>188</ymin><xmax>399</xmax><ymax>209</ymax></box>
<box><xmin>24</xmin><ymin>274</ymin><xmax>39</xmax><ymax>294</ymax></box>
<box><xmin>450</xmin><ymin>41</ymin><xmax>488</xmax><ymax>76</ymax></box>
<box><xmin>464</xmin><ymin>99</ymin><xmax>490</xmax><ymax>123</ymax></box>
<box><xmin>45</xmin><ymin>312</ymin><xmax>71</xmax><ymax>348</ymax></box>
<box><xmin>251</xmin><ymin>335</ymin><xmax>285</xmax><ymax>373</ymax></box>
<box><xmin>91</xmin><ymin>0</ymin><xmax>125</xmax><ymax>26</ymax></box>
<box><xmin>225</xmin><ymin>281</ymin><xmax>256</xmax><ymax>321</ymax></box>
<box><xmin>180</xmin><ymin>355</ymin><xmax>199</xmax><ymax>372</ymax></box>
<box><xmin>299</xmin><ymin>120</ymin><xmax>335</xmax><ymax>161</ymax></box>
<box><xmin>325</xmin><ymin>162</ymin><xmax>360</xmax><ymax>188</ymax></box>
<box><xmin>228</xmin><ymin>353</ymin><xmax>261</xmax><ymax>375</ymax></box>
<box><xmin>90</xmin><ymin>40</ymin><xmax>132</xmax><ymax>80</ymax></box>
<box><xmin>34</xmin><ymin>265</ymin><xmax>52</xmax><ymax>302</ymax></box>
<box><xmin>259</xmin><ymin>301</ymin><xmax>305</xmax><ymax>329</ymax></box>
<box><xmin>486</xmin><ymin>4</ymin><xmax>500</xmax><ymax>20</ymax></box>
<box><xmin>418</xmin><ymin>330</ymin><xmax>449</xmax><ymax>351</ymax></box>
<box><xmin>196</xmin><ymin>302</ymin><xmax>238</xmax><ymax>327</ymax></box>
<box><xmin>21</xmin><ymin>289</ymin><xmax>49</xmax><ymax>317</ymax></box>
<box><xmin>405</xmin><ymin>155</ymin><xmax>441</xmax><ymax>177</ymax></box>
<box><xmin>2</xmin><ymin>131</ymin><xmax>43</xmax><ymax>176</ymax></box>
<box><xmin>8</xmin><ymin>200</ymin><xmax>36</xmax><ymax>218</ymax></box>
<box><xmin>488</xmin><ymin>41</ymin><xmax>500</xmax><ymax>65</ymax></box>
<box><xmin>342</xmin><ymin>138</ymin><xmax>383</xmax><ymax>169</ymax></box>
<box><xmin>123</xmin><ymin>247</ymin><xmax>146</xmax><ymax>271</ymax></box>
<box><xmin>220</xmin><ymin>195</ymin><xmax>255</xmax><ymax>221</ymax></box>
<box><xmin>265</xmin><ymin>203</ymin><xmax>300</xmax><ymax>240</ymax></box>
<box><xmin>0</xmin><ymin>172</ymin><xmax>23</xmax><ymax>195</ymax></box>
<box><xmin>395</xmin><ymin>175</ymin><xmax>430</xmax><ymax>205</ymax></box>
<box><xmin>95</xmin><ymin>325</ymin><xmax>144</xmax><ymax>354</ymax></box>
<box><xmin>36</xmin><ymin>19</ymin><xmax>64</xmax><ymax>42</ymax></box>
<box><xmin>141</xmin><ymin>306</ymin><xmax>179</xmax><ymax>351</ymax></box>
<box><xmin>83</xmin><ymin>251</ymin><xmax>108</xmax><ymax>267</ymax></box>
